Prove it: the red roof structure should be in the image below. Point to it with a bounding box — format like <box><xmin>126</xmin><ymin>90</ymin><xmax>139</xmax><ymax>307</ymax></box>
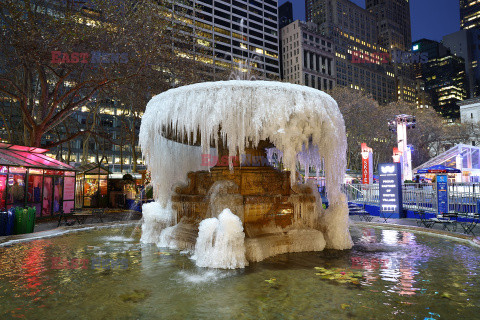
<box><xmin>0</xmin><ymin>143</ymin><xmax>75</xmax><ymax>171</ymax></box>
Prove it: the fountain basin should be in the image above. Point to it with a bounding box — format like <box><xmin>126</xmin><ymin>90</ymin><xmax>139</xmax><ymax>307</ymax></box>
<box><xmin>1</xmin><ymin>225</ymin><xmax>479</xmax><ymax>319</ymax></box>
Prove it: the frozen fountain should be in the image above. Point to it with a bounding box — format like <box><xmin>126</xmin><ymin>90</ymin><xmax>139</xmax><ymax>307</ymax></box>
<box><xmin>139</xmin><ymin>80</ymin><xmax>353</xmax><ymax>268</ymax></box>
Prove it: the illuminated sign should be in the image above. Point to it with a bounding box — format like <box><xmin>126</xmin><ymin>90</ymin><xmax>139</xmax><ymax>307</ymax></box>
<box><xmin>379</xmin><ymin>163</ymin><xmax>404</xmax><ymax>218</ymax></box>
<box><xmin>436</xmin><ymin>174</ymin><xmax>449</xmax><ymax>215</ymax></box>
<box><xmin>392</xmin><ymin>147</ymin><xmax>402</xmax><ymax>163</ymax></box>
<box><xmin>412</xmin><ymin>44</ymin><xmax>419</xmax><ymax>51</ymax></box>
<box><xmin>381</xmin><ymin>165</ymin><xmax>395</xmax><ymax>174</ymax></box>
<box><xmin>361</xmin><ymin>143</ymin><xmax>373</xmax><ymax>184</ymax></box>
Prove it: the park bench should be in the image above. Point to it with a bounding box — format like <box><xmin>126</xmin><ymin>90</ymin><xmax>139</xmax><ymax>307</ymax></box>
<box><xmin>91</xmin><ymin>208</ymin><xmax>106</xmax><ymax>223</ymax></box>
<box><xmin>415</xmin><ymin>210</ymin><xmax>435</xmax><ymax>228</ymax></box>
<box><xmin>457</xmin><ymin>213</ymin><xmax>480</xmax><ymax>235</ymax></box>
<box><xmin>57</xmin><ymin>209</ymin><xmax>76</xmax><ymax>227</ymax></box>
<box><xmin>430</xmin><ymin>213</ymin><xmax>457</xmax><ymax>232</ymax></box>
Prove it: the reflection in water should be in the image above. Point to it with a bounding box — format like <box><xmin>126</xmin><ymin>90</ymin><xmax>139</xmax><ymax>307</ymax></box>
<box><xmin>0</xmin><ymin>226</ymin><xmax>479</xmax><ymax>319</ymax></box>
<box><xmin>357</xmin><ymin>229</ymin><xmax>423</xmax><ymax>296</ymax></box>
<box><xmin>1</xmin><ymin>240</ymin><xmax>55</xmax><ymax>317</ymax></box>
<box><xmin>361</xmin><ymin>228</ymin><xmax>377</xmax><ymax>243</ymax></box>
<box><xmin>381</xmin><ymin>229</ymin><xmax>399</xmax><ymax>245</ymax></box>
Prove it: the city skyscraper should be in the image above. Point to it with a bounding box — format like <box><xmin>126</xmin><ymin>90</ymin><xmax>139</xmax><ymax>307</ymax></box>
<box><xmin>173</xmin><ymin>0</ymin><xmax>280</xmax><ymax>80</ymax></box>
<box><xmin>364</xmin><ymin>0</ymin><xmax>419</xmax><ymax>106</ymax></box>
<box><xmin>413</xmin><ymin>39</ymin><xmax>467</xmax><ymax>119</ymax></box>
<box><xmin>443</xmin><ymin>29</ymin><xmax>480</xmax><ymax>98</ymax></box>
<box><xmin>365</xmin><ymin>0</ymin><xmax>411</xmax><ymax>51</ymax></box>
<box><xmin>460</xmin><ymin>0</ymin><xmax>480</xmax><ymax>30</ymax></box>
<box><xmin>279</xmin><ymin>1</ymin><xmax>294</xmax><ymax>28</ymax></box>
<box><xmin>306</xmin><ymin>0</ymin><xmax>396</xmax><ymax>104</ymax></box>
<box><xmin>280</xmin><ymin>20</ymin><xmax>336</xmax><ymax>90</ymax></box>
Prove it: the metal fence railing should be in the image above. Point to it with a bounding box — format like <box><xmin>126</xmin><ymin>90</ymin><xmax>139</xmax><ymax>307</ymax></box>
<box><xmin>448</xmin><ymin>184</ymin><xmax>480</xmax><ymax>215</ymax></box>
<box><xmin>402</xmin><ymin>184</ymin><xmax>436</xmax><ymax>213</ymax></box>
<box><xmin>343</xmin><ymin>183</ymin><xmax>480</xmax><ymax>215</ymax></box>
<box><xmin>342</xmin><ymin>184</ymin><xmax>379</xmax><ymax>206</ymax></box>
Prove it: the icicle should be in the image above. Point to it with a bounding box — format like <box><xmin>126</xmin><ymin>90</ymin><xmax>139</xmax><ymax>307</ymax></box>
<box><xmin>139</xmin><ymin>80</ymin><xmax>351</xmax><ymax>252</ymax></box>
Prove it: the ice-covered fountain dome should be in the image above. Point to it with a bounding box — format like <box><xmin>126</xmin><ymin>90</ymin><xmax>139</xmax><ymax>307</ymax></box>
<box><xmin>139</xmin><ymin>80</ymin><xmax>352</xmax><ymax>268</ymax></box>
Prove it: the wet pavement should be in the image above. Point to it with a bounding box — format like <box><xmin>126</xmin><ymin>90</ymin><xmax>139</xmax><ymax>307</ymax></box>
<box><xmin>350</xmin><ymin>215</ymin><xmax>480</xmax><ymax>245</ymax></box>
<box><xmin>0</xmin><ymin>209</ymin><xmax>141</xmax><ymax>246</ymax></box>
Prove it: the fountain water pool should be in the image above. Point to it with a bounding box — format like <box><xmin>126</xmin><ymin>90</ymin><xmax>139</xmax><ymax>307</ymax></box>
<box><xmin>1</xmin><ymin>225</ymin><xmax>479</xmax><ymax>319</ymax></box>
<box><xmin>139</xmin><ymin>80</ymin><xmax>353</xmax><ymax>266</ymax></box>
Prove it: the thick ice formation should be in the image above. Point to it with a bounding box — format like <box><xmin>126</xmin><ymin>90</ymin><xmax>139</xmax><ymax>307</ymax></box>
<box><xmin>140</xmin><ymin>202</ymin><xmax>175</xmax><ymax>244</ymax></box>
<box><xmin>139</xmin><ymin>80</ymin><xmax>353</xmax><ymax>266</ymax></box>
<box><xmin>139</xmin><ymin>81</ymin><xmax>347</xmax><ymax>207</ymax></box>
<box><xmin>139</xmin><ymin>134</ymin><xmax>215</xmax><ymax>205</ymax></box>
<box><xmin>192</xmin><ymin>209</ymin><xmax>248</xmax><ymax>269</ymax></box>
<box><xmin>318</xmin><ymin>194</ymin><xmax>353</xmax><ymax>250</ymax></box>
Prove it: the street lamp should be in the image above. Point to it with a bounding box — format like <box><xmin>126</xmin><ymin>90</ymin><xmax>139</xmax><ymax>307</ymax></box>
<box><xmin>388</xmin><ymin>114</ymin><xmax>416</xmax><ymax>181</ymax></box>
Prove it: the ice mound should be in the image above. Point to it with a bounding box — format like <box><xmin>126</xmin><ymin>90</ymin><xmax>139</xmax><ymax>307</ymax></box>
<box><xmin>319</xmin><ymin>194</ymin><xmax>353</xmax><ymax>250</ymax></box>
<box><xmin>192</xmin><ymin>209</ymin><xmax>248</xmax><ymax>269</ymax></box>
<box><xmin>140</xmin><ymin>201</ymin><xmax>175</xmax><ymax>244</ymax></box>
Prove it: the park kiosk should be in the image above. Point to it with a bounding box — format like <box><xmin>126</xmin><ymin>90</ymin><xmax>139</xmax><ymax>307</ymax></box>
<box><xmin>75</xmin><ymin>163</ymin><xmax>110</xmax><ymax>208</ymax></box>
<box><xmin>0</xmin><ymin>143</ymin><xmax>76</xmax><ymax>217</ymax></box>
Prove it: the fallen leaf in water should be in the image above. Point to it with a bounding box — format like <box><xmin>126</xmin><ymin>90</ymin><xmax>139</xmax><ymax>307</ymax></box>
<box><xmin>441</xmin><ymin>292</ymin><xmax>453</xmax><ymax>300</ymax></box>
<box><xmin>120</xmin><ymin>289</ymin><xmax>151</xmax><ymax>303</ymax></box>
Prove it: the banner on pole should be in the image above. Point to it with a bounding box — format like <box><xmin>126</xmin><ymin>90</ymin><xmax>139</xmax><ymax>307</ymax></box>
<box><xmin>361</xmin><ymin>143</ymin><xmax>373</xmax><ymax>184</ymax></box>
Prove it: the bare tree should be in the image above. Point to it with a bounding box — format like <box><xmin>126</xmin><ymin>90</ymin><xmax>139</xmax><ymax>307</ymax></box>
<box><xmin>329</xmin><ymin>88</ymin><xmax>470</xmax><ymax>171</ymax></box>
<box><xmin>328</xmin><ymin>87</ymin><xmax>395</xmax><ymax>171</ymax></box>
<box><xmin>0</xmin><ymin>0</ymin><xmax>200</xmax><ymax>147</ymax></box>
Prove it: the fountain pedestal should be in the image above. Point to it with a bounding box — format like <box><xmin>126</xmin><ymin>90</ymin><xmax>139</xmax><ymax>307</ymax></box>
<box><xmin>140</xmin><ymin>80</ymin><xmax>353</xmax><ymax>265</ymax></box>
<box><xmin>171</xmin><ymin>155</ymin><xmax>323</xmax><ymax>261</ymax></box>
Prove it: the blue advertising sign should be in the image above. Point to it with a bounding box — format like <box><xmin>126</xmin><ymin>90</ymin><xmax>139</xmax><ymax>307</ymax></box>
<box><xmin>436</xmin><ymin>174</ymin><xmax>449</xmax><ymax>215</ymax></box>
<box><xmin>378</xmin><ymin>163</ymin><xmax>404</xmax><ymax>218</ymax></box>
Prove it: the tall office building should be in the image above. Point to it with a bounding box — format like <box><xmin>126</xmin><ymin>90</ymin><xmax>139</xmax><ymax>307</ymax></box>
<box><xmin>413</xmin><ymin>39</ymin><xmax>467</xmax><ymax>119</ymax></box>
<box><xmin>280</xmin><ymin>20</ymin><xmax>336</xmax><ymax>89</ymax></box>
<box><xmin>443</xmin><ymin>29</ymin><xmax>480</xmax><ymax>98</ymax></box>
<box><xmin>279</xmin><ymin>1</ymin><xmax>294</xmax><ymax>28</ymax></box>
<box><xmin>365</xmin><ymin>0</ymin><xmax>411</xmax><ymax>51</ymax></box>
<box><xmin>460</xmin><ymin>0</ymin><xmax>480</xmax><ymax>30</ymax></box>
<box><xmin>412</xmin><ymin>39</ymin><xmax>450</xmax><ymax>60</ymax></box>
<box><xmin>306</xmin><ymin>0</ymin><xmax>396</xmax><ymax>104</ymax></box>
<box><xmin>173</xmin><ymin>0</ymin><xmax>280</xmax><ymax>80</ymax></box>
<box><xmin>412</xmin><ymin>38</ymin><xmax>450</xmax><ymax>80</ymax></box>
<box><xmin>365</xmin><ymin>0</ymin><xmax>422</xmax><ymax>107</ymax></box>
<box><xmin>423</xmin><ymin>55</ymin><xmax>467</xmax><ymax>119</ymax></box>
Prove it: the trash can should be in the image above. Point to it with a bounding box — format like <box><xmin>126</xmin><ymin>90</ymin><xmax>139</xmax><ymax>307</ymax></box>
<box><xmin>0</xmin><ymin>211</ymin><xmax>7</xmax><ymax>236</ymax></box>
<box><xmin>6</xmin><ymin>210</ymin><xmax>14</xmax><ymax>235</ymax></box>
<box><xmin>26</xmin><ymin>207</ymin><xmax>36</xmax><ymax>233</ymax></box>
<box><xmin>13</xmin><ymin>207</ymin><xmax>36</xmax><ymax>235</ymax></box>
<box><xmin>14</xmin><ymin>207</ymin><xmax>23</xmax><ymax>235</ymax></box>
<box><xmin>0</xmin><ymin>210</ymin><xmax>16</xmax><ymax>236</ymax></box>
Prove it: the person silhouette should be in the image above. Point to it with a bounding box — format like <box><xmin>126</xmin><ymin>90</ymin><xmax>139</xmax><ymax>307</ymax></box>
<box><xmin>10</xmin><ymin>180</ymin><xmax>24</xmax><ymax>205</ymax></box>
